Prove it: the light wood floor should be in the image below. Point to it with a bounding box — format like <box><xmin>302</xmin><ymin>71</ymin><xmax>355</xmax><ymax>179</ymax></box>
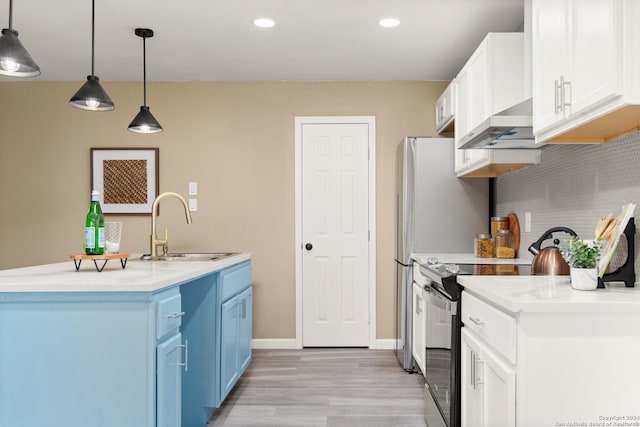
<box><xmin>207</xmin><ymin>348</ymin><xmax>427</xmax><ymax>427</ymax></box>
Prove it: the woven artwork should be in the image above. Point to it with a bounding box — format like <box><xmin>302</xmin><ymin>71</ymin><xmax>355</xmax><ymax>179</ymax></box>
<box><xmin>103</xmin><ymin>159</ymin><xmax>148</xmax><ymax>205</ymax></box>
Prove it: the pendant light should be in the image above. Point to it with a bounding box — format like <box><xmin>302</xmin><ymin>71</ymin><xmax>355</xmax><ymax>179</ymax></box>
<box><xmin>0</xmin><ymin>0</ymin><xmax>40</xmax><ymax>77</ymax></box>
<box><xmin>69</xmin><ymin>0</ymin><xmax>114</xmax><ymax>111</ymax></box>
<box><xmin>128</xmin><ymin>28</ymin><xmax>162</xmax><ymax>134</ymax></box>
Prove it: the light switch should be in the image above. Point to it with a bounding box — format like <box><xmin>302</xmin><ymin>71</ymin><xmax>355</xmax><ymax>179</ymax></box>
<box><xmin>188</xmin><ymin>182</ymin><xmax>198</xmax><ymax>195</ymax></box>
<box><xmin>189</xmin><ymin>198</ymin><xmax>198</xmax><ymax>212</ymax></box>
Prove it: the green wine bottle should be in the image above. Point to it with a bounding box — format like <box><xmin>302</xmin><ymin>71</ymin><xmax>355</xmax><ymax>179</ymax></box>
<box><xmin>85</xmin><ymin>190</ymin><xmax>105</xmax><ymax>255</ymax></box>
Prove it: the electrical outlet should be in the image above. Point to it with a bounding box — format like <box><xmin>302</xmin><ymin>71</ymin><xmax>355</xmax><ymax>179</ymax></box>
<box><xmin>189</xmin><ymin>182</ymin><xmax>198</xmax><ymax>195</ymax></box>
<box><xmin>189</xmin><ymin>198</ymin><xmax>198</xmax><ymax>212</ymax></box>
<box><xmin>525</xmin><ymin>212</ymin><xmax>532</xmax><ymax>232</ymax></box>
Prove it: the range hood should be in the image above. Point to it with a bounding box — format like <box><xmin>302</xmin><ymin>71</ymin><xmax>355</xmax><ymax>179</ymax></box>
<box><xmin>458</xmin><ymin>115</ymin><xmax>536</xmax><ymax>149</ymax></box>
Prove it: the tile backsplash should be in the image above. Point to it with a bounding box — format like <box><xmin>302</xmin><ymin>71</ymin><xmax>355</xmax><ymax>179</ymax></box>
<box><xmin>495</xmin><ymin>131</ymin><xmax>640</xmax><ymax>279</ymax></box>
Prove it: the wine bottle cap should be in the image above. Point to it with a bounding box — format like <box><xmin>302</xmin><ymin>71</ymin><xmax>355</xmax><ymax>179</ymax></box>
<box><xmin>91</xmin><ymin>190</ymin><xmax>99</xmax><ymax>196</ymax></box>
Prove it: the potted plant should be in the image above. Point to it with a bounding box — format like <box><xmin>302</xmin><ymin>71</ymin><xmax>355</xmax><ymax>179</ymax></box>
<box><xmin>559</xmin><ymin>236</ymin><xmax>604</xmax><ymax>291</ymax></box>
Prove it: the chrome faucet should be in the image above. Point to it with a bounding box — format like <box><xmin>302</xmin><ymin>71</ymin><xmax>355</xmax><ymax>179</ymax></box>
<box><xmin>150</xmin><ymin>192</ymin><xmax>193</xmax><ymax>257</ymax></box>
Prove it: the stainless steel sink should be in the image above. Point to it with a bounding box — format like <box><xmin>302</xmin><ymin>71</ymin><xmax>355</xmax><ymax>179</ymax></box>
<box><xmin>140</xmin><ymin>252</ymin><xmax>238</xmax><ymax>262</ymax></box>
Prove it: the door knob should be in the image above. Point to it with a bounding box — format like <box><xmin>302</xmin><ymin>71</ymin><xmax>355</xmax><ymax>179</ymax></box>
<box><xmin>305</xmin><ymin>243</ymin><xmax>313</xmax><ymax>251</ymax></box>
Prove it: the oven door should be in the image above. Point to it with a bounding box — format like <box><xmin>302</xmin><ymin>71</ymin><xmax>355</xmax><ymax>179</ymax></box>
<box><xmin>425</xmin><ymin>284</ymin><xmax>456</xmax><ymax>427</ymax></box>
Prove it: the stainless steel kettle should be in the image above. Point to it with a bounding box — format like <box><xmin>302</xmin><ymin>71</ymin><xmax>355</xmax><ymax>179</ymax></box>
<box><xmin>528</xmin><ymin>227</ymin><xmax>577</xmax><ymax>275</ymax></box>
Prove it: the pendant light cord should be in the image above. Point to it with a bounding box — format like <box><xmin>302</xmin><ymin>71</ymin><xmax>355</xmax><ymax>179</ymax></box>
<box><xmin>91</xmin><ymin>0</ymin><xmax>95</xmax><ymax>76</ymax></box>
<box><xmin>142</xmin><ymin>35</ymin><xmax>147</xmax><ymax>107</ymax></box>
<box><xmin>8</xmin><ymin>0</ymin><xmax>13</xmax><ymax>29</ymax></box>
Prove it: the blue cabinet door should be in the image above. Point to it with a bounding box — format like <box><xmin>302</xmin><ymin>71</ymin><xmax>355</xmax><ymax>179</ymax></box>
<box><xmin>220</xmin><ymin>295</ymin><xmax>240</xmax><ymax>402</ymax></box>
<box><xmin>157</xmin><ymin>333</ymin><xmax>183</xmax><ymax>427</ymax></box>
<box><xmin>238</xmin><ymin>287</ymin><xmax>252</xmax><ymax>373</ymax></box>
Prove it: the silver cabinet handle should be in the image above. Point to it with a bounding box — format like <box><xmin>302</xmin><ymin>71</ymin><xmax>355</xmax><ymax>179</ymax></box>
<box><xmin>416</xmin><ymin>297</ymin><xmax>422</xmax><ymax>315</ymax></box>
<box><xmin>470</xmin><ymin>350</ymin><xmax>483</xmax><ymax>390</ymax></box>
<box><xmin>555</xmin><ymin>78</ymin><xmax>562</xmax><ymax>113</ymax></box>
<box><xmin>469</xmin><ymin>316</ymin><xmax>484</xmax><ymax>326</ymax></box>
<box><xmin>242</xmin><ymin>298</ymin><xmax>247</xmax><ymax>319</ymax></box>
<box><xmin>471</xmin><ymin>350</ymin><xmax>476</xmax><ymax>388</ymax></box>
<box><xmin>167</xmin><ymin>311</ymin><xmax>185</xmax><ymax>319</ymax></box>
<box><xmin>559</xmin><ymin>75</ymin><xmax>565</xmax><ymax>114</ymax></box>
<box><xmin>475</xmin><ymin>358</ymin><xmax>484</xmax><ymax>388</ymax></box>
<box><xmin>178</xmin><ymin>339</ymin><xmax>189</xmax><ymax>372</ymax></box>
<box><xmin>562</xmin><ymin>77</ymin><xmax>572</xmax><ymax>114</ymax></box>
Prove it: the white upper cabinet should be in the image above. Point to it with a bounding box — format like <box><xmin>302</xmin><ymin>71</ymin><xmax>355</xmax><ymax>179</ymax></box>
<box><xmin>455</xmin><ymin>147</ymin><xmax>541</xmax><ymax>178</ymax></box>
<box><xmin>435</xmin><ymin>80</ymin><xmax>455</xmax><ymax>135</ymax></box>
<box><xmin>454</xmin><ymin>33</ymin><xmax>527</xmax><ymax>149</ymax></box>
<box><xmin>532</xmin><ymin>0</ymin><xmax>640</xmax><ymax>144</ymax></box>
<box><xmin>453</xmin><ymin>31</ymin><xmax>541</xmax><ymax>178</ymax></box>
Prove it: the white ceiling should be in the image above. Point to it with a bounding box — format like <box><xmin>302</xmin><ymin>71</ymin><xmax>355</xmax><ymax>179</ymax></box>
<box><xmin>3</xmin><ymin>0</ymin><xmax>525</xmax><ymax>82</ymax></box>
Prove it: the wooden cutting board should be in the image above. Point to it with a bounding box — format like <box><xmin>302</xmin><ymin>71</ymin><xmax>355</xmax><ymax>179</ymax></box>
<box><xmin>507</xmin><ymin>213</ymin><xmax>521</xmax><ymax>257</ymax></box>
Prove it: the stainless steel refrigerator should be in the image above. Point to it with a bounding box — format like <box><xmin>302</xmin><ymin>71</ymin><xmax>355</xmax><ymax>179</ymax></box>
<box><xmin>395</xmin><ymin>137</ymin><xmax>488</xmax><ymax>371</ymax></box>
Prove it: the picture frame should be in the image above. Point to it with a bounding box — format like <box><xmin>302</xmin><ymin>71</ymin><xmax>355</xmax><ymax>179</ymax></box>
<box><xmin>90</xmin><ymin>147</ymin><xmax>159</xmax><ymax>214</ymax></box>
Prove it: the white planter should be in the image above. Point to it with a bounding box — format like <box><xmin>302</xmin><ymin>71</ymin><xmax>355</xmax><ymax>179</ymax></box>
<box><xmin>570</xmin><ymin>267</ymin><xmax>598</xmax><ymax>291</ymax></box>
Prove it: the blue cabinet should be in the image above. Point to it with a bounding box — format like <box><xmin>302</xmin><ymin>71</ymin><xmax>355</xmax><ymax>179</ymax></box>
<box><xmin>238</xmin><ymin>287</ymin><xmax>252</xmax><ymax>373</ymax></box>
<box><xmin>216</xmin><ymin>262</ymin><xmax>253</xmax><ymax>407</ymax></box>
<box><xmin>0</xmin><ymin>260</ymin><xmax>251</xmax><ymax>427</ymax></box>
<box><xmin>157</xmin><ymin>333</ymin><xmax>184</xmax><ymax>427</ymax></box>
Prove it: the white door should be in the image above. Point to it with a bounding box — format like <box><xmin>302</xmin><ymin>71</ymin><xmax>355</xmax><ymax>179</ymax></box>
<box><xmin>301</xmin><ymin>122</ymin><xmax>370</xmax><ymax>347</ymax></box>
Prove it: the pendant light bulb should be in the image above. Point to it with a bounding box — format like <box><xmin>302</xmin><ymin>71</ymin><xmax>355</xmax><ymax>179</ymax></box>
<box><xmin>128</xmin><ymin>28</ymin><xmax>162</xmax><ymax>134</ymax></box>
<box><xmin>0</xmin><ymin>58</ymin><xmax>19</xmax><ymax>72</ymax></box>
<box><xmin>0</xmin><ymin>0</ymin><xmax>41</xmax><ymax>78</ymax></box>
<box><xmin>69</xmin><ymin>0</ymin><xmax>114</xmax><ymax>111</ymax></box>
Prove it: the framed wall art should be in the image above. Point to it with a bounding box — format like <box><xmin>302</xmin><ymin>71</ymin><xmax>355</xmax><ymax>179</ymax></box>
<box><xmin>90</xmin><ymin>147</ymin><xmax>159</xmax><ymax>214</ymax></box>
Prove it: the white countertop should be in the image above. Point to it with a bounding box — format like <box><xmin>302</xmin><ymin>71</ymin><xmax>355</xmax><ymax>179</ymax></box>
<box><xmin>458</xmin><ymin>275</ymin><xmax>640</xmax><ymax>314</ymax></box>
<box><xmin>411</xmin><ymin>253</ymin><xmax>532</xmax><ymax>265</ymax></box>
<box><xmin>0</xmin><ymin>253</ymin><xmax>251</xmax><ymax>293</ymax></box>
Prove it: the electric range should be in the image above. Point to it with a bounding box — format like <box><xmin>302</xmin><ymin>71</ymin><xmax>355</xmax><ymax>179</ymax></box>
<box><xmin>418</xmin><ymin>260</ymin><xmax>532</xmax><ymax>427</ymax></box>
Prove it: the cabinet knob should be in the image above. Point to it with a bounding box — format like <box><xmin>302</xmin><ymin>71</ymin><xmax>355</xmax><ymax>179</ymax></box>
<box><xmin>305</xmin><ymin>243</ymin><xmax>313</xmax><ymax>251</ymax></box>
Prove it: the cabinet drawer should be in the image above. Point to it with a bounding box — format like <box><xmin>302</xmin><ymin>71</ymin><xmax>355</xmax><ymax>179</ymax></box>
<box><xmin>221</xmin><ymin>263</ymin><xmax>252</xmax><ymax>301</ymax></box>
<box><xmin>461</xmin><ymin>292</ymin><xmax>516</xmax><ymax>363</ymax></box>
<box><xmin>157</xmin><ymin>293</ymin><xmax>182</xmax><ymax>340</ymax></box>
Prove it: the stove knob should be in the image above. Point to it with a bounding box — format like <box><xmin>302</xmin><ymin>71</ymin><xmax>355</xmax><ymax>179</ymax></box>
<box><xmin>445</xmin><ymin>264</ymin><xmax>460</xmax><ymax>274</ymax></box>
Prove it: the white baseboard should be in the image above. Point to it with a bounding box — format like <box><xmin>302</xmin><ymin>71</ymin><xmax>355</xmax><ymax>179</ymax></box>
<box><xmin>251</xmin><ymin>338</ymin><xmax>395</xmax><ymax>350</ymax></box>
<box><xmin>251</xmin><ymin>339</ymin><xmax>300</xmax><ymax>349</ymax></box>
<box><xmin>373</xmin><ymin>339</ymin><xmax>395</xmax><ymax>350</ymax></box>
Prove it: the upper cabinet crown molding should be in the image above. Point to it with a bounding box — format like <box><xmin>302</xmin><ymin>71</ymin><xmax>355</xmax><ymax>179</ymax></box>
<box><xmin>532</xmin><ymin>0</ymin><xmax>640</xmax><ymax>144</ymax></box>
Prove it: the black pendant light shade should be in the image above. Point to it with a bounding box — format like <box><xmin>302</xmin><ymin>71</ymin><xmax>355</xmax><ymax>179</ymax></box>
<box><xmin>0</xmin><ymin>0</ymin><xmax>40</xmax><ymax>77</ymax></box>
<box><xmin>69</xmin><ymin>0</ymin><xmax>114</xmax><ymax>111</ymax></box>
<box><xmin>70</xmin><ymin>75</ymin><xmax>114</xmax><ymax>111</ymax></box>
<box><xmin>128</xmin><ymin>105</ymin><xmax>162</xmax><ymax>134</ymax></box>
<box><xmin>128</xmin><ymin>28</ymin><xmax>162</xmax><ymax>134</ymax></box>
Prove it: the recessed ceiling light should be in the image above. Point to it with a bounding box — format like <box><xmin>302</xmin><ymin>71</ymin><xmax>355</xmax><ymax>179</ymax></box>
<box><xmin>254</xmin><ymin>18</ymin><xmax>276</xmax><ymax>28</ymax></box>
<box><xmin>379</xmin><ymin>18</ymin><xmax>400</xmax><ymax>28</ymax></box>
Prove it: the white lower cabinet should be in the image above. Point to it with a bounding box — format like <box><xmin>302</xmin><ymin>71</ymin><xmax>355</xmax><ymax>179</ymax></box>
<box><xmin>412</xmin><ymin>281</ymin><xmax>426</xmax><ymax>375</ymax></box>
<box><xmin>460</xmin><ymin>289</ymin><xmax>640</xmax><ymax>427</ymax></box>
<box><xmin>461</xmin><ymin>328</ymin><xmax>515</xmax><ymax>427</ymax></box>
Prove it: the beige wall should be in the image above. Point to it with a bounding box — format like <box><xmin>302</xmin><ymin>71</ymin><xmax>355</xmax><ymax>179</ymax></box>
<box><xmin>0</xmin><ymin>80</ymin><xmax>447</xmax><ymax>340</ymax></box>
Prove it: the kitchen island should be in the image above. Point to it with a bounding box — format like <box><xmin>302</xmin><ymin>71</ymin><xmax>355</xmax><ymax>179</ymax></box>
<box><xmin>0</xmin><ymin>254</ymin><xmax>252</xmax><ymax>427</ymax></box>
<box><xmin>458</xmin><ymin>275</ymin><xmax>640</xmax><ymax>427</ymax></box>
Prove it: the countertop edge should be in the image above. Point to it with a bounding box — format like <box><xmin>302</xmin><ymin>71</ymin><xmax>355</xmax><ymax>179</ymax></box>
<box><xmin>458</xmin><ymin>275</ymin><xmax>640</xmax><ymax>314</ymax></box>
<box><xmin>0</xmin><ymin>253</ymin><xmax>252</xmax><ymax>294</ymax></box>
